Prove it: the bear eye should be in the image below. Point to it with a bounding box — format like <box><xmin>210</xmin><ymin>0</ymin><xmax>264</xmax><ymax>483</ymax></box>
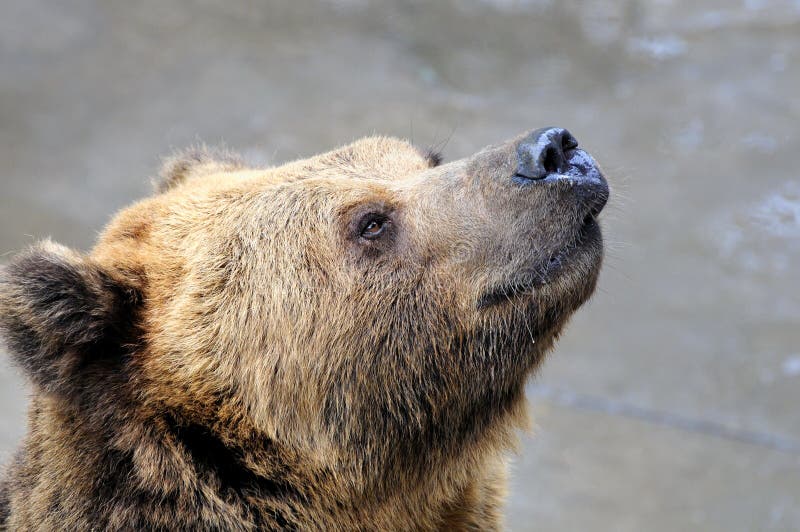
<box><xmin>359</xmin><ymin>215</ymin><xmax>389</xmax><ymax>240</ymax></box>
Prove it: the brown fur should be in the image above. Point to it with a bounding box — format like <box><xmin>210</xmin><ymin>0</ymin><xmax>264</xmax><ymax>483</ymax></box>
<box><xmin>0</xmin><ymin>132</ymin><xmax>606</xmax><ymax>530</ymax></box>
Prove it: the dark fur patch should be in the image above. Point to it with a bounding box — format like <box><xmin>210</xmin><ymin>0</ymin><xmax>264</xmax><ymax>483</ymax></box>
<box><xmin>167</xmin><ymin>417</ymin><xmax>295</xmax><ymax>499</ymax></box>
<box><xmin>166</xmin><ymin>416</ymin><xmax>296</xmax><ymax>529</ymax></box>
<box><xmin>0</xmin><ymin>243</ymin><xmax>140</xmax><ymax>396</ymax></box>
<box><xmin>0</xmin><ymin>476</ymin><xmax>9</xmax><ymax>526</ymax></box>
<box><xmin>424</xmin><ymin>148</ymin><xmax>443</xmax><ymax>167</ymax></box>
<box><xmin>156</xmin><ymin>146</ymin><xmax>244</xmax><ymax>193</ymax></box>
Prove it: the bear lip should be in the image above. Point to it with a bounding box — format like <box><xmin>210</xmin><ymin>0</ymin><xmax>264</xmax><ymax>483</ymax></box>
<box><xmin>475</xmin><ymin>217</ymin><xmax>601</xmax><ymax>310</ymax></box>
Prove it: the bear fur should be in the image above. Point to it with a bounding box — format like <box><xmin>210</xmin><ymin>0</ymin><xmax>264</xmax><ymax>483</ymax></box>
<box><xmin>0</xmin><ymin>132</ymin><xmax>607</xmax><ymax>530</ymax></box>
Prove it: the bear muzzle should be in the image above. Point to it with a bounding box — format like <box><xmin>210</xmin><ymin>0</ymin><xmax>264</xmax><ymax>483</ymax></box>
<box><xmin>512</xmin><ymin>127</ymin><xmax>609</xmax><ymax>220</ymax></box>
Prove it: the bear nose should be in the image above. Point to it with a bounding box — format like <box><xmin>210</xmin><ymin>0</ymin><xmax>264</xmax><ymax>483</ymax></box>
<box><xmin>514</xmin><ymin>127</ymin><xmax>579</xmax><ymax>181</ymax></box>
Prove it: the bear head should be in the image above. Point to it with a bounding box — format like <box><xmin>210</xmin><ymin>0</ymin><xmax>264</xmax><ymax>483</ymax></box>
<box><xmin>0</xmin><ymin>128</ymin><xmax>608</xmax><ymax>505</ymax></box>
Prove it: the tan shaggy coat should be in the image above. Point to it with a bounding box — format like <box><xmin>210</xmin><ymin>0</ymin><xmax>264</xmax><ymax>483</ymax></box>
<box><xmin>0</xmin><ymin>132</ymin><xmax>607</xmax><ymax>530</ymax></box>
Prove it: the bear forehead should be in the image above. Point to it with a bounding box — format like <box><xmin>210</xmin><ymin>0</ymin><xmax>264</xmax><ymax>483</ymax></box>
<box><xmin>164</xmin><ymin>136</ymin><xmax>436</xmax><ymax>192</ymax></box>
<box><xmin>275</xmin><ymin>136</ymin><xmax>438</xmax><ymax>183</ymax></box>
<box><xmin>91</xmin><ymin>136</ymin><xmax>436</xmax><ymax>271</ymax></box>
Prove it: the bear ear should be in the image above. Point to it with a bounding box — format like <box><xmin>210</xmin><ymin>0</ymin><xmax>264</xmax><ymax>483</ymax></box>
<box><xmin>155</xmin><ymin>145</ymin><xmax>245</xmax><ymax>193</ymax></box>
<box><xmin>423</xmin><ymin>148</ymin><xmax>443</xmax><ymax>168</ymax></box>
<box><xmin>0</xmin><ymin>240</ymin><xmax>139</xmax><ymax>396</ymax></box>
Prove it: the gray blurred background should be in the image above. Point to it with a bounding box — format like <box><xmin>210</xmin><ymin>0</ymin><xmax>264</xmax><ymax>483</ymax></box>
<box><xmin>2</xmin><ymin>1</ymin><xmax>799</xmax><ymax>530</ymax></box>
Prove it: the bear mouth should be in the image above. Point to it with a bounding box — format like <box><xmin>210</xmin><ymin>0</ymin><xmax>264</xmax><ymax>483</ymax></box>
<box><xmin>476</xmin><ymin>215</ymin><xmax>601</xmax><ymax>310</ymax></box>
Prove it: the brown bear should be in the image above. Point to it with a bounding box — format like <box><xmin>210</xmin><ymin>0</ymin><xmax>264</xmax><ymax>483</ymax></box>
<box><xmin>0</xmin><ymin>127</ymin><xmax>608</xmax><ymax>530</ymax></box>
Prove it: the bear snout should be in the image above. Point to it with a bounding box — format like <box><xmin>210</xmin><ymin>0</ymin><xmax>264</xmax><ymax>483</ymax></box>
<box><xmin>512</xmin><ymin>127</ymin><xmax>609</xmax><ymax>219</ymax></box>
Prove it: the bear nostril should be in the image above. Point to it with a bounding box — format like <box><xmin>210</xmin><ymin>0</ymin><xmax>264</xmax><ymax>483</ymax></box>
<box><xmin>515</xmin><ymin>127</ymin><xmax>576</xmax><ymax>182</ymax></box>
<box><xmin>562</xmin><ymin>132</ymin><xmax>579</xmax><ymax>152</ymax></box>
<box><xmin>541</xmin><ymin>145</ymin><xmax>562</xmax><ymax>175</ymax></box>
